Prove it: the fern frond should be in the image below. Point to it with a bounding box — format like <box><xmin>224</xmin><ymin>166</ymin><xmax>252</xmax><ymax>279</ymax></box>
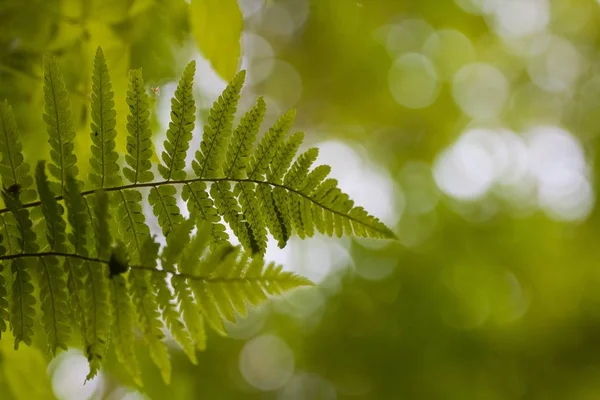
<box><xmin>257</xmin><ymin>132</ymin><xmax>303</xmax><ymax>247</ymax></box>
<box><xmin>193</xmin><ymin>70</ymin><xmax>245</xmax><ymax>179</ymax></box>
<box><xmin>181</xmin><ymin>181</ymin><xmax>226</xmax><ymax>243</ymax></box>
<box><xmin>109</xmin><ymin>272</ymin><xmax>142</xmax><ymax>386</ymax></box>
<box><xmin>123</xmin><ymin>69</ymin><xmax>154</xmax><ymax>184</ymax></box>
<box><xmin>168</xmin><ymin>233</ymin><xmax>313</xmax><ymax>332</ymax></box>
<box><xmin>90</xmin><ymin>47</ymin><xmax>121</xmax><ymax>188</ymax></box>
<box><xmin>93</xmin><ymin>190</ymin><xmax>111</xmax><ymax>259</ymax></box>
<box><xmin>247</xmin><ymin>109</ymin><xmax>295</xmax><ymax>180</ymax></box>
<box><xmin>116</xmin><ymin>190</ymin><xmax>150</xmax><ymax>265</ymax></box>
<box><xmin>129</xmin><ymin>236</ymin><xmax>171</xmax><ymax>384</ymax></box>
<box><xmin>42</xmin><ymin>54</ymin><xmax>78</xmax><ymax>195</ymax></box>
<box><xmin>0</xmin><ymin>100</ymin><xmax>35</xmax><ymax>202</ymax></box>
<box><xmin>148</xmin><ymin>186</ymin><xmax>183</xmax><ymax>237</ymax></box>
<box><xmin>234</xmin><ymin>182</ymin><xmax>267</xmax><ymax>254</ymax></box>
<box><xmin>267</xmin><ymin>132</ymin><xmax>304</xmax><ymax>183</ymax></box>
<box><xmin>211</xmin><ymin>181</ymin><xmax>255</xmax><ymax>253</ymax></box>
<box><xmin>224</xmin><ymin>96</ymin><xmax>266</xmax><ymax>179</ymax></box>
<box><xmin>172</xmin><ymin>220</ymin><xmax>212</xmax><ymax>350</ymax></box>
<box><xmin>0</xmin><ymin>51</ymin><xmax>398</xmax><ymax>387</ymax></box>
<box><xmin>0</xmin><ymin>238</ymin><xmax>7</xmax><ymax>339</ymax></box>
<box><xmin>3</xmin><ymin>189</ymin><xmax>38</xmax><ymax>349</ymax></box>
<box><xmin>64</xmin><ymin>175</ymin><xmax>109</xmax><ymax>380</ymax></box>
<box><xmin>64</xmin><ymin>175</ymin><xmax>88</xmax><ymax>256</ymax></box>
<box><xmin>35</xmin><ymin>162</ymin><xmax>70</xmax><ymax>355</ymax></box>
<box><xmin>158</xmin><ymin>61</ymin><xmax>196</xmax><ymax>181</ymax></box>
<box><xmin>154</xmin><ymin>220</ymin><xmax>196</xmax><ymax>364</ymax></box>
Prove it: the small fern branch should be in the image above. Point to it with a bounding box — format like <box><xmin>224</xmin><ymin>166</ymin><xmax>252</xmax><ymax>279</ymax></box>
<box><xmin>0</xmin><ymin>176</ymin><xmax>396</xmax><ymax>239</ymax></box>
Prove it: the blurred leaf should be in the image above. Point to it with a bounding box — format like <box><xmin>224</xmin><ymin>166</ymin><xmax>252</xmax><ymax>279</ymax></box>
<box><xmin>130</xmin><ymin>0</ymin><xmax>155</xmax><ymax>17</ymax></box>
<box><xmin>0</xmin><ymin>332</ymin><xmax>56</xmax><ymax>400</ymax></box>
<box><xmin>189</xmin><ymin>0</ymin><xmax>242</xmax><ymax>81</ymax></box>
<box><xmin>88</xmin><ymin>0</ymin><xmax>133</xmax><ymax>24</ymax></box>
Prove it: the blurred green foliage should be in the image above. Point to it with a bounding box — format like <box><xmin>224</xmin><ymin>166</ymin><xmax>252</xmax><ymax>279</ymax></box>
<box><xmin>3</xmin><ymin>0</ymin><xmax>600</xmax><ymax>399</ymax></box>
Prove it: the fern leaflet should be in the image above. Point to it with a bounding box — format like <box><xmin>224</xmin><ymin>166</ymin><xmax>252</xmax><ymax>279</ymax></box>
<box><xmin>42</xmin><ymin>54</ymin><xmax>78</xmax><ymax>195</ymax></box>
<box><xmin>90</xmin><ymin>47</ymin><xmax>121</xmax><ymax>188</ymax></box>
<box><xmin>123</xmin><ymin>69</ymin><xmax>154</xmax><ymax>184</ymax></box>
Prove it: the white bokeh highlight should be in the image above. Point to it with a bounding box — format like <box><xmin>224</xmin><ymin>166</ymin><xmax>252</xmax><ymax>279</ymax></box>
<box><xmin>389</xmin><ymin>53</ymin><xmax>440</xmax><ymax>109</ymax></box>
<box><xmin>433</xmin><ymin>125</ymin><xmax>594</xmax><ymax>222</ymax></box>
<box><xmin>423</xmin><ymin>29</ymin><xmax>476</xmax><ymax>80</ymax></box>
<box><xmin>490</xmin><ymin>0</ymin><xmax>550</xmax><ymax>39</ymax></box>
<box><xmin>452</xmin><ymin>63</ymin><xmax>509</xmax><ymax>119</ymax></box>
<box><xmin>527</xmin><ymin>35</ymin><xmax>582</xmax><ymax>93</ymax></box>
<box><xmin>525</xmin><ymin>126</ymin><xmax>594</xmax><ymax>221</ymax></box>
<box><xmin>239</xmin><ymin>334</ymin><xmax>295</xmax><ymax>391</ymax></box>
<box><xmin>49</xmin><ymin>349</ymin><xmax>104</xmax><ymax>400</ymax></box>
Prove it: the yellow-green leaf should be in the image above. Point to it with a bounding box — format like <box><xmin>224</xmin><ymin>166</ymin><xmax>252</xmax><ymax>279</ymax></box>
<box><xmin>189</xmin><ymin>0</ymin><xmax>242</xmax><ymax>81</ymax></box>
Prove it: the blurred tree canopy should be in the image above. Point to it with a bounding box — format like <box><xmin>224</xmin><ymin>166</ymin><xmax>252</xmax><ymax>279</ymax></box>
<box><xmin>4</xmin><ymin>0</ymin><xmax>600</xmax><ymax>399</ymax></box>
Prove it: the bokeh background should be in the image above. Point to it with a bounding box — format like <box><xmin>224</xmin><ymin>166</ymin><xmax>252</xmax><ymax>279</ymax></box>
<box><xmin>3</xmin><ymin>0</ymin><xmax>600</xmax><ymax>399</ymax></box>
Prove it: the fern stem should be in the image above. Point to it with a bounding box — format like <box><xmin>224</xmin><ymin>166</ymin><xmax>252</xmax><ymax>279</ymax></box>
<box><xmin>0</xmin><ymin>251</ymin><xmax>107</xmax><ymax>265</ymax></box>
<box><xmin>0</xmin><ymin>177</ymin><xmax>392</xmax><ymax>237</ymax></box>
<box><xmin>0</xmin><ymin>251</ymin><xmax>297</xmax><ymax>283</ymax></box>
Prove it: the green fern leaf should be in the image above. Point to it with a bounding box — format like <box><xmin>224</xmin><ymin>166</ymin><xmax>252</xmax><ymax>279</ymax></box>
<box><xmin>193</xmin><ymin>70</ymin><xmax>245</xmax><ymax>179</ymax></box>
<box><xmin>283</xmin><ymin>147</ymin><xmax>319</xmax><ymax>190</ymax></box>
<box><xmin>281</xmin><ymin>148</ymin><xmax>319</xmax><ymax>238</ymax></box>
<box><xmin>234</xmin><ymin>182</ymin><xmax>267</xmax><ymax>254</ymax></box>
<box><xmin>3</xmin><ymin>189</ymin><xmax>38</xmax><ymax>349</ymax></box>
<box><xmin>64</xmin><ymin>175</ymin><xmax>88</xmax><ymax>256</ymax></box>
<box><xmin>182</xmin><ymin>240</ymin><xmax>312</xmax><ymax>330</ymax></box>
<box><xmin>64</xmin><ymin>175</ymin><xmax>110</xmax><ymax>380</ymax></box>
<box><xmin>257</xmin><ymin>185</ymin><xmax>289</xmax><ymax>248</ymax></box>
<box><xmin>90</xmin><ymin>47</ymin><xmax>121</xmax><ymax>188</ymax></box>
<box><xmin>246</xmin><ymin>109</ymin><xmax>295</xmax><ymax>180</ymax></box>
<box><xmin>92</xmin><ymin>190</ymin><xmax>111</xmax><ymax>259</ymax></box>
<box><xmin>0</xmin><ymin>100</ymin><xmax>35</xmax><ymax>202</ymax></box>
<box><xmin>152</xmin><ymin>271</ymin><xmax>197</xmax><ymax>365</ymax></box>
<box><xmin>0</xmin><ymin>237</ymin><xmax>6</xmax><ymax>339</ymax></box>
<box><xmin>148</xmin><ymin>186</ymin><xmax>183</xmax><ymax>237</ymax></box>
<box><xmin>267</xmin><ymin>132</ymin><xmax>304</xmax><ymax>183</ymax></box>
<box><xmin>42</xmin><ymin>54</ymin><xmax>78</xmax><ymax>195</ymax></box>
<box><xmin>123</xmin><ymin>69</ymin><xmax>154</xmax><ymax>184</ymax></box>
<box><xmin>116</xmin><ymin>190</ymin><xmax>150</xmax><ymax>265</ymax></box>
<box><xmin>299</xmin><ymin>165</ymin><xmax>331</xmax><ymax>195</ymax></box>
<box><xmin>257</xmin><ymin>132</ymin><xmax>303</xmax><ymax>247</ymax></box>
<box><xmin>173</xmin><ymin>277</ymin><xmax>206</xmax><ymax>351</ymax></box>
<box><xmin>152</xmin><ymin>219</ymin><xmax>197</xmax><ymax>364</ymax></box>
<box><xmin>0</xmin><ymin>51</ymin><xmax>400</xmax><ymax>385</ymax></box>
<box><xmin>211</xmin><ymin>181</ymin><xmax>256</xmax><ymax>253</ymax></box>
<box><xmin>172</xmin><ymin>220</ymin><xmax>212</xmax><ymax>349</ymax></box>
<box><xmin>157</xmin><ymin>61</ymin><xmax>196</xmax><ymax>181</ymax></box>
<box><xmin>35</xmin><ymin>162</ymin><xmax>71</xmax><ymax>355</ymax></box>
<box><xmin>8</xmin><ymin>258</ymin><xmax>35</xmax><ymax>350</ymax></box>
<box><xmin>223</xmin><ymin>96</ymin><xmax>266</xmax><ymax>179</ymax></box>
<box><xmin>88</xmin><ymin>190</ymin><xmax>112</xmax><ymax>378</ymax></box>
<box><xmin>35</xmin><ymin>161</ymin><xmax>67</xmax><ymax>252</ymax></box>
<box><xmin>181</xmin><ymin>181</ymin><xmax>227</xmax><ymax>243</ymax></box>
<box><xmin>130</xmin><ymin>236</ymin><xmax>171</xmax><ymax>384</ymax></box>
<box><xmin>162</xmin><ymin>218</ymin><xmax>195</xmax><ymax>272</ymax></box>
<box><xmin>109</xmin><ymin>274</ymin><xmax>142</xmax><ymax>386</ymax></box>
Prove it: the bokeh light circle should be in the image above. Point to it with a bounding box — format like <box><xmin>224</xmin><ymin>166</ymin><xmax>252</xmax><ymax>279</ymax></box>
<box><xmin>389</xmin><ymin>53</ymin><xmax>440</xmax><ymax>109</ymax></box>
<box><xmin>452</xmin><ymin>63</ymin><xmax>509</xmax><ymax>119</ymax></box>
<box><xmin>423</xmin><ymin>29</ymin><xmax>476</xmax><ymax>80</ymax></box>
<box><xmin>239</xmin><ymin>334</ymin><xmax>295</xmax><ymax>391</ymax></box>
